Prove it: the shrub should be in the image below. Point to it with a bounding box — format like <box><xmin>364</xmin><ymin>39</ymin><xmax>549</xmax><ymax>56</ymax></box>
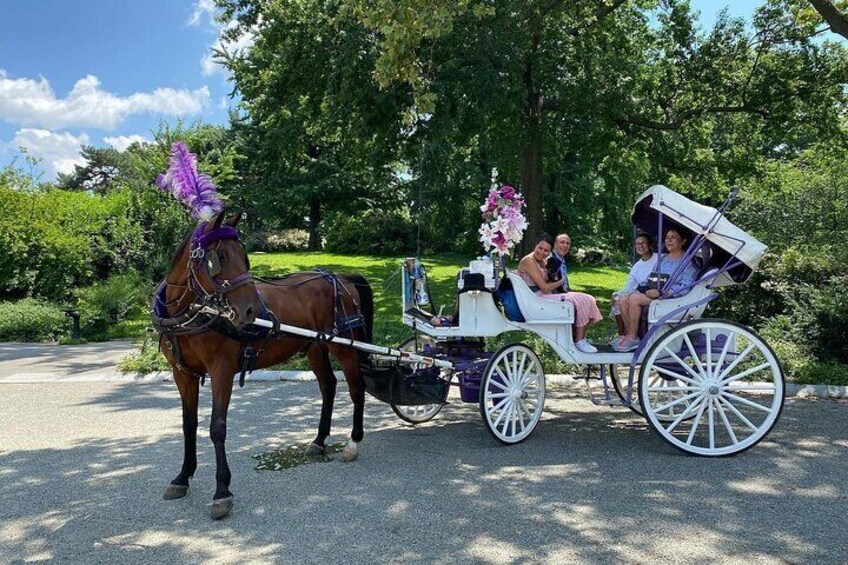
<box><xmin>244</xmin><ymin>229</ymin><xmax>310</xmax><ymax>252</ymax></box>
<box><xmin>74</xmin><ymin>271</ymin><xmax>149</xmax><ymax>337</ymax></box>
<box><xmin>324</xmin><ymin>210</ymin><xmax>416</xmax><ymax>255</ymax></box>
<box><xmin>118</xmin><ymin>334</ymin><xmax>170</xmax><ymax>374</ymax></box>
<box><xmin>0</xmin><ymin>298</ymin><xmax>68</xmax><ymax>342</ymax></box>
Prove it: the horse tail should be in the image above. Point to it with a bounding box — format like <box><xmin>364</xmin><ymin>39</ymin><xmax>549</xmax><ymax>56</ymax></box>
<box><xmin>344</xmin><ymin>274</ymin><xmax>373</xmax><ymax>343</ymax></box>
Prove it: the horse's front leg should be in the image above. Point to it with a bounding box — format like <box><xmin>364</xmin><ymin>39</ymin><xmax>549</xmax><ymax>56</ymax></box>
<box><xmin>164</xmin><ymin>369</ymin><xmax>200</xmax><ymax>500</ymax></box>
<box><xmin>337</xmin><ymin>349</ymin><xmax>365</xmax><ymax>462</ymax></box>
<box><xmin>305</xmin><ymin>344</ymin><xmax>337</xmax><ymax>456</ymax></box>
<box><xmin>209</xmin><ymin>366</ymin><xmax>236</xmax><ymax>520</ymax></box>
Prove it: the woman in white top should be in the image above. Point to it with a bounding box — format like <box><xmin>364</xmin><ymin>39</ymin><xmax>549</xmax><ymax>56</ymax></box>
<box><xmin>611</xmin><ymin>233</ymin><xmax>657</xmax><ymax>336</ymax></box>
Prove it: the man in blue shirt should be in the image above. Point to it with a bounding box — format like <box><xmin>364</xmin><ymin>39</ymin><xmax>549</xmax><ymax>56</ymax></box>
<box><xmin>547</xmin><ymin>233</ymin><xmax>602</xmax><ymax>353</ymax></box>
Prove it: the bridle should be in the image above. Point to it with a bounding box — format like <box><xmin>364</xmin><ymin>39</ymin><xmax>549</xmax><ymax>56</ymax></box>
<box><xmin>154</xmin><ymin>222</ymin><xmax>256</xmax><ymax>333</ymax></box>
<box><xmin>187</xmin><ymin>224</ymin><xmax>255</xmax><ymax>310</ymax></box>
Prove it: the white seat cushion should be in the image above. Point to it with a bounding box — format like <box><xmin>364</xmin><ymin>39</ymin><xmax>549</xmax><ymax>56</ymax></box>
<box><xmin>506</xmin><ymin>270</ymin><xmax>574</xmax><ymax>323</ymax></box>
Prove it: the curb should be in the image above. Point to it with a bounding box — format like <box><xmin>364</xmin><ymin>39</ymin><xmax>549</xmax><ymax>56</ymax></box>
<box><xmin>123</xmin><ymin>371</ymin><xmax>847</xmax><ymax>399</ymax></box>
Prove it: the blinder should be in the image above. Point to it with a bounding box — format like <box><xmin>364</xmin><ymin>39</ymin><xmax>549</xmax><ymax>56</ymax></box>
<box><xmin>189</xmin><ymin>223</ymin><xmax>254</xmax><ymax>298</ymax></box>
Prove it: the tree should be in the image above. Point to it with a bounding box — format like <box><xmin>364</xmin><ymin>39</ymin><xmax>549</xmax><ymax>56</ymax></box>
<box><xmin>216</xmin><ymin>0</ymin><xmax>409</xmax><ymax>250</ymax></box>
<box><xmin>58</xmin><ymin>146</ymin><xmax>131</xmax><ymax>194</ymax></box>
<box><xmin>342</xmin><ymin>0</ymin><xmax>848</xmax><ymax>250</ymax></box>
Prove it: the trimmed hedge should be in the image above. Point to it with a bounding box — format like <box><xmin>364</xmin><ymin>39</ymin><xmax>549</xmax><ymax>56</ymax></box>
<box><xmin>0</xmin><ymin>298</ymin><xmax>68</xmax><ymax>342</ymax></box>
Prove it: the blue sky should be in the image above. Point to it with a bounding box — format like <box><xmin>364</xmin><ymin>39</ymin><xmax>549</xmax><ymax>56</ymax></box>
<box><xmin>0</xmin><ymin>0</ymin><xmax>764</xmax><ymax>180</ymax></box>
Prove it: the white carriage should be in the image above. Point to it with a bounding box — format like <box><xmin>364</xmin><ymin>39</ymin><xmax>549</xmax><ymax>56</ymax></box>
<box><xmin>386</xmin><ymin>185</ymin><xmax>784</xmax><ymax>457</ymax></box>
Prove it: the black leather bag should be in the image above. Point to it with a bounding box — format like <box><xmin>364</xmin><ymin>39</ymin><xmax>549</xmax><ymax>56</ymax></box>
<box><xmin>637</xmin><ymin>271</ymin><xmax>670</xmax><ymax>293</ymax></box>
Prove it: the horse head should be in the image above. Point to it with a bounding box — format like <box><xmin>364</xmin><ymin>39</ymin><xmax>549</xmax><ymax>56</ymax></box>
<box><xmin>188</xmin><ymin>211</ymin><xmax>262</xmax><ymax>329</ymax></box>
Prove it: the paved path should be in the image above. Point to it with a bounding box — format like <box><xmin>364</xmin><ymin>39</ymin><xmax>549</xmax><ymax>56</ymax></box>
<box><xmin>0</xmin><ymin>381</ymin><xmax>846</xmax><ymax>564</ymax></box>
<box><xmin>0</xmin><ymin>341</ymin><xmax>138</xmax><ymax>382</ymax></box>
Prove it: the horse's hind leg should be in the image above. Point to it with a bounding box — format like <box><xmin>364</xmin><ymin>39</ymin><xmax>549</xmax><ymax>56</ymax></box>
<box><xmin>335</xmin><ymin>348</ymin><xmax>365</xmax><ymax>462</ymax></box>
<box><xmin>209</xmin><ymin>367</ymin><xmax>236</xmax><ymax>520</ymax></box>
<box><xmin>305</xmin><ymin>344</ymin><xmax>337</xmax><ymax>455</ymax></box>
<box><xmin>164</xmin><ymin>370</ymin><xmax>200</xmax><ymax>500</ymax></box>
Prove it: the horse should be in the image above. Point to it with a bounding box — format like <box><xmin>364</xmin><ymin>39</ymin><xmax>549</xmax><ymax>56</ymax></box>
<box><xmin>152</xmin><ymin>211</ymin><xmax>373</xmax><ymax>519</ymax></box>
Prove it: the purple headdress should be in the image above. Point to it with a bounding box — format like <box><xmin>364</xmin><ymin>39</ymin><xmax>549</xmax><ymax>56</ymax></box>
<box><xmin>155</xmin><ymin>141</ymin><xmax>223</xmax><ymax>221</ymax></box>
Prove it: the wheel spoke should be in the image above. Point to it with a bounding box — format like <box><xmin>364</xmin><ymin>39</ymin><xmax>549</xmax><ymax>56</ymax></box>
<box><xmin>661</xmin><ymin>347</ymin><xmax>702</xmax><ymax>382</ymax></box>
<box><xmin>717</xmin><ymin>395</ymin><xmax>758</xmax><ymax>432</ymax></box>
<box><xmin>664</xmin><ymin>396</ymin><xmax>705</xmax><ymax>433</ymax></box>
<box><xmin>716</xmin><ymin>344</ymin><xmax>755</xmax><ymax>381</ymax></box>
<box><xmin>682</xmin><ymin>333</ymin><xmax>707</xmax><ymax>378</ymax></box>
<box><xmin>714</xmin><ymin>331</ymin><xmax>733</xmax><ymax>380</ymax></box>
<box><xmin>488</xmin><ymin>377</ymin><xmax>509</xmax><ymax>392</ymax></box>
<box><xmin>489</xmin><ymin>395</ymin><xmax>510</xmax><ymax>413</ymax></box>
<box><xmin>653</xmin><ymin>364</ymin><xmax>699</xmax><ymax>386</ymax></box>
<box><xmin>685</xmin><ymin>400</ymin><xmax>708</xmax><ymax>445</ymax></box>
<box><xmin>488</xmin><ymin>392</ymin><xmax>510</xmax><ymax>399</ymax></box>
<box><xmin>652</xmin><ymin>391</ymin><xmax>701</xmax><ymax>414</ymax></box>
<box><xmin>707</xmin><ymin>398</ymin><xmax>715</xmax><ymax>449</ymax></box>
<box><xmin>715</xmin><ymin>398</ymin><xmax>739</xmax><ymax>445</ymax></box>
<box><xmin>516</xmin><ymin>352</ymin><xmax>527</xmax><ymax>382</ymax></box>
<box><xmin>646</xmin><ymin>385</ymin><xmax>699</xmax><ymax>393</ymax></box>
<box><xmin>722</xmin><ymin>392</ymin><xmax>773</xmax><ymax>413</ymax></box>
<box><xmin>492</xmin><ymin>400</ymin><xmax>511</xmax><ymax>431</ymax></box>
<box><xmin>495</xmin><ymin>366</ymin><xmax>512</xmax><ymax>387</ymax></box>
<box><xmin>722</xmin><ymin>362</ymin><xmax>772</xmax><ymax>385</ymax></box>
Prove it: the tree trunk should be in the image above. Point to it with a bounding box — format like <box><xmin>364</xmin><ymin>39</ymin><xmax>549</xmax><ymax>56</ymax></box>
<box><xmin>308</xmin><ymin>196</ymin><xmax>322</xmax><ymax>251</ymax></box>
<box><xmin>519</xmin><ymin>55</ymin><xmax>544</xmax><ymax>255</ymax></box>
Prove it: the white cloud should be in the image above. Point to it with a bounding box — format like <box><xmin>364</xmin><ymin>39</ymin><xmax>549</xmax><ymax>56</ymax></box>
<box><xmin>8</xmin><ymin>128</ymin><xmax>90</xmax><ymax>178</ymax></box>
<box><xmin>188</xmin><ymin>0</ymin><xmax>216</xmax><ymax>26</ymax></box>
<box><xmin>0</xmin><ymin>69</ymin><xmax>210</xmax><ymax>131</ymax></box>
<box><xmin>103</xmin><ymin>134</ymin><xmax>149</xmax><ymax>151</ymax></box>
<box><xmin>201</xmin><ymin>19</ymin><xmax>257</xmax><ymax>76</ymax></box>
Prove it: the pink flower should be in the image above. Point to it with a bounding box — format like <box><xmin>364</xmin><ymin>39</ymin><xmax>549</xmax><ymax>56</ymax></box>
<box><xmin>500</xmin><ymin>185</ymin><xmax>515</xmax><ymax>200</ymax></box>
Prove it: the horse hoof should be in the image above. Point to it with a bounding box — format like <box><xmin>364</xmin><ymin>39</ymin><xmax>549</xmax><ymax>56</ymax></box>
<box><xmin>305</xmin><ymin>442</ymin><xmax>325</xmax><ymax>456</ymax></box>
<box><xmin>339</xmin><ymin>449</ymin><xmax>358</xmax><ymax>462</ymax></box>
<box><xmin>339</xmin><ymin>441</ymin><xmax>359</xmax><ymax>462</ymax></box>
<box><xmin>211</xmin><ymin>496</ymin><xmax>233</xmax><ymax>520</ymax></box>
<box><xmin>163</xmin><ymin>484</ymin><xmax>189</xmax><ymax>500</ymax></box>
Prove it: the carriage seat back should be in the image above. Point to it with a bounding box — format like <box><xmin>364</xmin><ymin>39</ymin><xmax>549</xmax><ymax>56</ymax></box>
<box><xmin>505</xmin><ymin>270</ymin><xmax>574</xmax><ymax>323</ymax></box>
<box><xmin>646</xmin><ymin>268</ymin><xmax>717</xmax><ymax>325</ymax></box>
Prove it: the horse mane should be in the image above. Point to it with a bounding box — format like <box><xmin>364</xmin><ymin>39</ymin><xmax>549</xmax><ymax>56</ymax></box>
<box><xmin>168</xmin><ymin>234</ymin><xmax>191</xmax><ymax>273</ymax></box>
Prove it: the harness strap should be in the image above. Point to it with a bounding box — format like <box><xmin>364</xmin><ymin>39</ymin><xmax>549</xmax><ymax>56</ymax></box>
<box><xmin>161</xmin><ymin>334</ymin><xmax>207</xmax><ymax>384</ymax></box>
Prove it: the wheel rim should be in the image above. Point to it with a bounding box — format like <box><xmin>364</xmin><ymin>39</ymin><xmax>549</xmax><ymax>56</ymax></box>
<box><xmin>391</xmin><ymin>336</ymin><xmax>444</xmax><ymax>423</ymax></box>
<box><xmin>393</xmin><ymin>403</ymin><xmax>443</xmax><ymax>422</ymax></box>
<box><xmin>640</xmin><ymin>321</ymin><xmax>784</xmax><ymax>456</ymax></box>
<box><xmin>481</xmin><ymin>345</ymin><xmax>545</xmax><ymax>443</ymax></box>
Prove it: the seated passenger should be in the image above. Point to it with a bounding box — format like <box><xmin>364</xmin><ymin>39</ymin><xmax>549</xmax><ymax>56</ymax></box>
<box><xmin>614</xmin><ymin>227</ymin><xmax>698</xmax><ymax>352</ymax></box>
<box><xmin>611</xmin><ymin>232</ymin><xmax>658</xmax><ymax>340</ymax></box>
<box><xmin>518</xmin><ymin>233</ymin><xmax>602</xmax><ymax>353</ymax></box>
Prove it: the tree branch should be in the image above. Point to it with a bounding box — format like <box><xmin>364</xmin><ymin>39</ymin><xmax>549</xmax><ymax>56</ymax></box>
<box><xmin>616</xmin><ymin>105</ymin><xmax>770</xmax><ymax>130</ymax></box>
<box><xmin>808</xmin><ymin>0</ymin><xmax>848</xmax><ymax>40</ymax></box>
<box><xmin>569</xmin><ymin>0</ymin><xmax>629</xmax><ymax>37</ymax></box>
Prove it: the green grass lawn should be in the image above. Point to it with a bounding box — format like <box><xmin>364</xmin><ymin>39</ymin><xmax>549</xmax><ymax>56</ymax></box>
<box><xmin>250</xmin><ymin>251</ymin><xmax>628</xmax><ymax>371</ymax></box>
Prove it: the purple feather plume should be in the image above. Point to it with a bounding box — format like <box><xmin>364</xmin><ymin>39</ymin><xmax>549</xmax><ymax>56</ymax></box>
<box><xmin>156</xmin><ymin>141</ymin><xmax>223</xmax><ymax>220</ymax></box>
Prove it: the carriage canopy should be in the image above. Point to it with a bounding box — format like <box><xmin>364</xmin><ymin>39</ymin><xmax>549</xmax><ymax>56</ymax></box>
<box><xmin>632</xmin><ymin>185</ymin><xmax>767</xmax><ymax>286</ymax></box>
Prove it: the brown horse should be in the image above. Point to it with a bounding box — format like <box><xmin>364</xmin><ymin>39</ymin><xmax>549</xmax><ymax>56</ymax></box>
<box><xmin>154</xmin><ymin>212</ymin><xmax>373</xmax><ymax>519</ymax></box>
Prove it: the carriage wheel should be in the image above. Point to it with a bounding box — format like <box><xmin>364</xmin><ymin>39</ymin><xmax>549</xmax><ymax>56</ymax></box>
<box><xmin>639</xmin><ymin>319</ymin><xmax>784</xmax><ymax>457</ymax></box>
<box><xmin>479</xmin><ymin>343</ymin><xmax>545</xmax><ymax>444</ymax></box>
<box><xmin>390</xmin><ymin>336</ymin><xmax>444</xmax><ymax>424</ymax></box>
<box><xmin>610</xmin><ymin>364</ymin><xmax>642</xmax><ymax>416</ymax></box>
<box><xmin>612</xmin><ymin>363</ymin><xmax>695</xmax><ymax>422</ymax></box>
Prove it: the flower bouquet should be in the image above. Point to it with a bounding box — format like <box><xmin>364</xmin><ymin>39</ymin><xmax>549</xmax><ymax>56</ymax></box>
<box><xmin>479</xmin><ymin>184</ymin><xmax>528</xmax><ymax>256</ymax></box>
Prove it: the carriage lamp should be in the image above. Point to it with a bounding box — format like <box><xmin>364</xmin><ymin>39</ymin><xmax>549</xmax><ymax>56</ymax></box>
<box><xmin>63</xmin><ymin>309</ymin><xmax>81</xmax><ymax>340</ymax></box>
